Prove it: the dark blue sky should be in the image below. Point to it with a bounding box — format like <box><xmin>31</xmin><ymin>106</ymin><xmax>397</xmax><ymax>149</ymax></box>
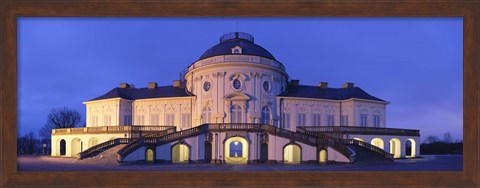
<box><xmin>18</xmin><ymin>18</ymin><xmax>463</xmax><ymax>142</ymax></box>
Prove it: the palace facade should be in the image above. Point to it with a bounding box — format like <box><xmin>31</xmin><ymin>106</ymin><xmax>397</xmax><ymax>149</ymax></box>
<box><xmin>51</xmin><ymin>32</ymin><xmax>420</xmax><ymax>164</ymax></box>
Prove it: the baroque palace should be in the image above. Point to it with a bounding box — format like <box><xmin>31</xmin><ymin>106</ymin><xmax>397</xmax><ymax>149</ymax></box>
<box><xmin>51</xmin><ymin>32</ymin><xmax>420</xmax><ymax>164</ymax></box>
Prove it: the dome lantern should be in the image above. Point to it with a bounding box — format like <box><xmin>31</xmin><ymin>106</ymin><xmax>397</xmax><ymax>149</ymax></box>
<box><xmin>220</xmin><ymin>32</ymin><xmax>254</xmax><ymax>43</ymax></box>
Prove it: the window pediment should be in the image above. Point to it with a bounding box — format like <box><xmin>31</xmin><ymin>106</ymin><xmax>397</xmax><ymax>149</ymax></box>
<box><xmin>224</xmin><ymin>92</ymin><xmax>251</xmax><ymax>101</ymax></box>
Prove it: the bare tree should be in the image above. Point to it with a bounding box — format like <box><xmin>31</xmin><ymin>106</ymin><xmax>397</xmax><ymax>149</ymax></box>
<box><xmin>443</xmin><ymin>132</ymin><xmax>453</xmax><ymax>143</ymax></box>
<box><xmin>39</xmin><ymin>107</ymin><xmax>82</xmax><ymax>139</ymax></box>
<box><xmin>17</xmin><ymin>131</ymin><xmax>37</xmax><ymax>154</ymax></box>
<box><xmin>423</xmin><ymin>135</ymin><xmax>440</xmax><ymax>144</ymax></box>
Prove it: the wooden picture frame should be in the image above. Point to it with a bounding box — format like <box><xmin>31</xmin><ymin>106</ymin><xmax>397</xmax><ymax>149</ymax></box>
<box><xmin>1</xmin><ymin>1</ymin><xmax>478</xmax><ymax>187</ymax></box>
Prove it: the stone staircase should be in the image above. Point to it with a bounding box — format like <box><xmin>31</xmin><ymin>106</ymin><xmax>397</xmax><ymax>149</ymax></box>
<box><xmin>75</xmin><ymin>144</ymin><xmax>127</xmax><ymax>165</ymax></box>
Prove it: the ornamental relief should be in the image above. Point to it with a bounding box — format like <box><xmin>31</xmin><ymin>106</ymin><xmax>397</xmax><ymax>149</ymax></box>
<box><xmin>261</xmin><ymin>73</ymin><xmax>271</xmax><ymax>79</ymax></box>
<box><xmin>151</xmin><ymin>105</ymin><xmax>161</xmax><ymax>113</ymax></box>
<box><xmin>283</xmin><ymin>104</ymin><xmax>292</xmax><ymax>112</ymax></box>
<box><xmin>212</xmin><ymin>72</ymin><xmax>226</xmax><ymax>78</ymax></box>
<box><xmin>136</xmin><ymin>106</ymin><xmax>147</xmax><ymax>113</ymax></box>
<box><xmin>249</xmin><ymin>72</ymin><xmax>261</xmax><ymax>78</ymax></box>
<box><xmin>260</xmin><ymin>100</ymin><xmax>272</xmax><ymax>107</ymax></box>
<box><xmin>203</xmin><ymin>93</ymin><xmax>212</xmax><ymax>98</ymax></box>
<box><xmin>296</xmin><ymin>104</ymin><xmax>306</xmax><ymax>113</ymax></box>
<box><xmin>202</xmin><ymin>100</ymin><xmax>213</xmax><ymax>107</ymax></box>
<box><xmin>182</xmin><ymin>104</ymin><xmax>191</xmax><ymax>112</ymax></box>
<box><xmin>165</xmin><ymin>104</ymin><xmax>176</xmax><ymax>113</ymax></box>
<box><xmin>324</xmin><ymin>105</ymin><xmax>335</xmax><ymax>114</ymax></box>
<box><xmin>273</xmin><ymin>76</ymin><xmax>281</xmax><ymax>83</ymax></box>
<box><xmin>311</xmin><ymin>105</ymin><xmax>322</xmax><ymax>113</ymax></box>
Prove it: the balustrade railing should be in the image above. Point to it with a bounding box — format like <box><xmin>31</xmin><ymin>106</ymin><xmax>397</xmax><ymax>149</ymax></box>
<box><xmin>117</xmin><ymin>123</ymin><xmax>356</xmax><ymax>163</ymax></box>
<box><xmin>298</xmin><ymin>127</ymin><xmax>393</xmax><ymax>161</ymax></box>
<box><xmin>299</xmin><ymin>126</ymin><xmax>420</xmax><ymax>136</ymax></box>
<box><xmin>117</xmin><ymin>125</ymin><xmax>208</xmax><ymax>160</ymax></box>
<box><xmin>78</xmin><ymin>138</ymin><xmax>132</xmax><ymax>159</ymax></box>
<box><xmin>52</xmin><ymin>125</ymin><xmax>176</xmax><ymax>135</ymax></box>
<box><xmin>342</xmin><ymin>139</ymin><xmax>394</xmax><ymax>160</ymax></box>
<box><xmin>179</xmin><ymin>55</ymin><xmax>286</xmax><ymax>80</ymax></box>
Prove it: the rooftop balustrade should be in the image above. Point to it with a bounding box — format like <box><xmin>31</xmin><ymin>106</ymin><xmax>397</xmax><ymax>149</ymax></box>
<box><xmin>51</xmin><ymin>125</ymin><xmax>176</xmax><ymax>136</ymax></box>
<box><xmin>298</xmin><ymin>126</ymin><xmax>420</xmax><ymax>136</ymax></box>
<box><xmin>179</xmin><ymin>55</ymin><xmax>286</xmax><ymax>80</ymax></box>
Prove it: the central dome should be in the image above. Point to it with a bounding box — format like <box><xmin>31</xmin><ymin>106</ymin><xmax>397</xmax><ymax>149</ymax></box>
<box><xmin>198</xmin><ymin>32</ymin><xmax>277</xmax><ymax>61</ymax></box>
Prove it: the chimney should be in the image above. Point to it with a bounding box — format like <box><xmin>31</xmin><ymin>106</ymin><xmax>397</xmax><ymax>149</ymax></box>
<box><xmin>342</xmin><ymin>82</ymin><xmax>354</xmax><ymax>88</ymax></box>
<box><xmin>119</xmin><ymin>83</ymin><xmax>130</xmax><ymax>88</ymax></box>
<box><xmin>290</xmin><ymin>79</ymin><xmax>300</xmax><ymax>86</ymax></box>
<box><xmin>148</xmin><ymin>82</ymin><xmax>158</xmax><ymax>89</ymax></box>
<box><xmin>172</xmin><ymin>80</ymin><xmax>181</xmax><ymax>88</ymax></box>
<box><xmin>318</xmin><ymin>82</ymin><xmax>328</xmax><ymax>89</ymax></box>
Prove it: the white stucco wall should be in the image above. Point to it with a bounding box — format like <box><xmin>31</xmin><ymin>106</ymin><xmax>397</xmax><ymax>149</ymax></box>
<box><xmin>185</xmin><ymin>56</ymin><xmax>288</xmax><ymax>126</ymax></box>
<box><xmin>51</xmin><ymin>133</ymin><xmax>126</xmax><ymax>157</ymax></box>
<box><xmin>346</xmin><ymin>134</ymin><xmax>420</xmax><ymax>158</ymax></box>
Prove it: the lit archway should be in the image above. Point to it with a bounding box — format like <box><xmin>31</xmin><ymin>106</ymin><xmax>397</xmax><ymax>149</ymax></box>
<box><xmin>146</xmin><ymin>148</ymin><xmax>155</xmax><ymax>162</ymax></box>
<box><xmin>88</xmin><ymin>137</ymin><xmax>99</xmax><ymax>149</ymax></box>
<box><xmin>371</xmin><ymin>138</ymin><xmax>385</xmax><ymax>150</ymax></box>
<box><xmin>58</xmin><ymin>139</ymin><xmax>66</xmax><ymax>156</ymax></box>
<box><xmin>406</xmin><ymin>138</ymin><xmax>416</xmax><ymax>158</ymax></box>
<box><xmin>389</xmin><ymin>138</ymin><xmax>401</xmax><ymax>158</ymax></box>
<box><xmin>172</xmin><ymin>143</ymin><xmax>189</xmax><ymax>163</ymax></box>
<box><xmin>319</xmin><ymin>149</ymin><xmax>328</xmax><ymax>163</ymax></box>
<box><xmin>353</xmin><ymin>138</ymin><xmax>364</xmax><ymax>142</ymax></box>
<box><xmin>284</xmin><ymin>144</ymin><xmax>301</xmax><ymax>164</ymax></box>
<box><xmin>71</xmin><ymin>138</ymin><xmax>82</xmax><ymax>157</ymax></box>
<box><xmin>224</xmin><ymin>136</ymin><xmax>249</xmax><ymax>164</ymax></box>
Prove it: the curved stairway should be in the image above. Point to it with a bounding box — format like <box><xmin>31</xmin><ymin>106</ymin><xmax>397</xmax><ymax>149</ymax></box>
<box><xmin>297</xmin><ymin>127</ymin><xmax>394</xmax><ymax>162</ymax></box>
<box><xmin>117</xmin><ymin>124</ymin><xmax>357</xmax><ymax>163</ymax></box>
<box><xmin>78</xmin><ymin>138</ymin><xmax>131</xmax><ymax>159</ymax></box>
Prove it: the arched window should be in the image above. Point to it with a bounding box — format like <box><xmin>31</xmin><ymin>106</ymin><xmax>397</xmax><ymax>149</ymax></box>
<box><xmin>231</xmin><ymin>105</ymin><xmax>242</xmax><ymax>123</ymax></box>
<box><xmin>202</xmin><ymin>106</ymin><xmax>211</xmax><ymax>124</ymax></box>
<box><xmin>261</xmin><ymin>106</ymin><xmax>270</xmax><ymax>124</ymax></box>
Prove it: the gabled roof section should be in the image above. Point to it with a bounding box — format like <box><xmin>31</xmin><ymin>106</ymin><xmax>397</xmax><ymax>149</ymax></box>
<box><xmin>279</xmin><ymin>85</ymin><xmax>386</xmax><ymax>102</ymax></box>
<box><xmin>88</xmin><ymin>86</ymin><xmax>194</xmax><ymax>101</ymax></box>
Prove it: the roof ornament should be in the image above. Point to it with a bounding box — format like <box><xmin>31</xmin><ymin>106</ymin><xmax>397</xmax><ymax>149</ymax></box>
<box><xmin>220</xmin><ymin>32</ymin><xmax>254</xmax><ymax>43</ymax></box>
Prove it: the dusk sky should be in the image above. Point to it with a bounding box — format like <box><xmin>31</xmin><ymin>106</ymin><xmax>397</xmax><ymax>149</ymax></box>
<box><xmin>18</xmin><ymin>17</ymin><xmax>463</xmax><ymax>142</ymax></box>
